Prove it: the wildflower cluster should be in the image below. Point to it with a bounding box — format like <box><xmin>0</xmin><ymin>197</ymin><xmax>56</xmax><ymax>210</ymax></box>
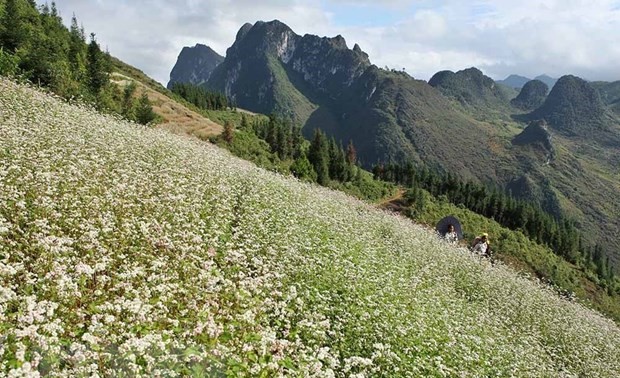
<box><xmin>1</xmin><ymin>78</ymin><xmax>620</xmax><ymax>376</ymax></box>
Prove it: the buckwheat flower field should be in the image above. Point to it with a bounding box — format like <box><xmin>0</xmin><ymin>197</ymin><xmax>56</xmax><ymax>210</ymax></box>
<box><xmin>1</xmin><ymin>78</ymin><xmax>619</xmax><ymax>377</ymax></box>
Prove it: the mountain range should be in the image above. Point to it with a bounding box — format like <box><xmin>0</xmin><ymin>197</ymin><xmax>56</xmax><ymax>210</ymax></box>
<box><xmin>498</xmin><ymin>74</ymin><xmax>558</xmax><ymax>90</ymax></box>
<box><xmin>168</xmin><ymin>20</ymin><xmax>620</xmax><ymax>269</ymax></box>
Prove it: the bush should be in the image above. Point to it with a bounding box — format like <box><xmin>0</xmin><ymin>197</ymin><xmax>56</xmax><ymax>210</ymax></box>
<box><xmin>0</xmin><ymin>47</ymin><xmax>19</xmax><ymax>77</ymax></box>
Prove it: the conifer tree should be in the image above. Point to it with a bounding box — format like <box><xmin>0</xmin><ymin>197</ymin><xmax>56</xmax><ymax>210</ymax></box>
<box><xmin>308</xmin><ymin>129</ymin><xmax>329</xmax><ymax>185</ymax></box>
<box><xmin>0</xmin><ymin>0</ymin><xmax>26</xmax><ymax>53</ymax></box>
<box><xmin>68</xmin><ymin>14</ymin><xmax>87</xmax><ymax>82</ymax></box>
<box><xmin>135</xmin><ymin>91</ymin><xmax>156</xmax><ymax>125</ymax></box>
<box><xmin>121</xmin><ymin>81</ymin><xmax>137</xmax><ymax>119</ymax></box>
<box><xmin>291</xmin><ymin>125</ymin><xmax>304</xmax><ymax>159</ymax></box>
<box><xmin>87</xmin><ymin>33</ymin><xmax>108</xmax><ymax>95</ymax></box>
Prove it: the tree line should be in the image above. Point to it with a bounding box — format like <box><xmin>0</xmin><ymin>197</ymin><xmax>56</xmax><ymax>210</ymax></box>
<box><xmin>373</xmin><ymin>162</ymin><xmax>616</xmax><ymax>285</ymax></box>
<box><xmin>169</xmin><ymin>82</ymin><xmax>230</xmax><ymax>111</ymax></box>
<box><xmin>252</xmin><ymin>115</ymin><xmax>358</xmax><ymax>185</ymax></box>
<box><xmin>0</xmin><ymin>0</ymin><xmax>156</xmax><ymax>124</ymax></box>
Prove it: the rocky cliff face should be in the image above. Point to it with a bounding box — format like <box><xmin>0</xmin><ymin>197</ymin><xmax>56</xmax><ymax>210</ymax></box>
<box><xmin>167</xmin><ymin>44</ymin><xmax>224</xmax><ymax>89</ymax></box>
<box><xmin>512</xmin><ymin>119</ymin><xmax>555</xmax><ymax>163</ymax></box>
<box><xmin>206</xmin><ymin>20</ymin><xmax>371</xmax><ymax>109</ymax></box>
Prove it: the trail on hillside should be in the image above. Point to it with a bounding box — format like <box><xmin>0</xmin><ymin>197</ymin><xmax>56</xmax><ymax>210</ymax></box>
<box><xmin>378</xmin><ymin>187</ymin><xmax>406</xmax><ymax>211</ymax></box>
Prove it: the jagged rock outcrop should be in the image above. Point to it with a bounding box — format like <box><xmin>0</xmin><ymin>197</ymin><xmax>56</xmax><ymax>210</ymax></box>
<box><xmin>200</xmin><ymin>21</ymin><xmax>499</xmax><ymax>179</ymax></box>
<box><xmin>167</xmin><ymin>44</ymin><xmax>224</xmax><ymax>88</ymax></box>
<box><xmin>512</xmin><ymin>119</ymin><xmax>555</xmax><ymax>163</ymax></box>
<box><xmin>511</xmin><ymin>80</ymin><xmax>549</xmax><ymax>110</ymax></box>
<box><xmin>206</xmin><ymin>20</ymin><xmax>371</xmax><ymax>116</ymax></box>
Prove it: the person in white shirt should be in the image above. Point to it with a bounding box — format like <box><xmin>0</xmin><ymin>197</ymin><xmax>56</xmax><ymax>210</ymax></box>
<box><xmin>472</xmin><ymin>233</ymin><xmax>490</xmax><ymax>257</ymax></box>
<box><xmin>444</xmin><ymin>224</ymin><xmax>459</xmax><ymax>244</ymax></box>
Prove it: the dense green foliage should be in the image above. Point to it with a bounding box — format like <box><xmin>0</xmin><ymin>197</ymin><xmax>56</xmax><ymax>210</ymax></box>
<box><xmin>212</xmin><ymin>113</ymin><xmax>393</xmax><ymax>201</ymax></box>
<box><xmin>374</xmin><ymin>163</ymin><xmax>619</xmax><ymax>294</ymax></box>
<box><xmin>0</xmin><ymin>0</ymin><xmax>155</xmax><ymax>124</ymax></box>
<box><xmin>170</xmin><ymin>82</ymin><xmax>229</xmax><ymax>110</ymax></box>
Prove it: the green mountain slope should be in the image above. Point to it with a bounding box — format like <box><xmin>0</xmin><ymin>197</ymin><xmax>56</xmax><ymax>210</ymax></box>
<box><xmin>3</xmin><ymin>78</ymin><xmax>620</xmax><ymax>377</ymax></box>
<box><xmin>428</xmin><ymin>67</ymin><xmax>515</xmax><ymax>117</ymax></box>
<box><xmin>527</xmin><ymin>75</ymin><xmax>609</xmax><ymax>136</ymax></box>
<box><xmin>329</xmin><ymin>68</ymin><xmax>507</xmax><ymax>180</ymax></box>
<box><xmin>173</xmin><ymin>20</ymin><xmax>620</xmax><ymax>273</ymax></box>
<box><xmin>592</xmin><ymin>80</ymin><xmax>620</xmax><ymax>117</ymax></box>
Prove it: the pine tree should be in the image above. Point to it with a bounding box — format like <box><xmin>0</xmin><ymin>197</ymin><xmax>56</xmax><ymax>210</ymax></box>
<box><xmin>135</xmin><ymin>91</ymin><xmax>156</xmax><ymax>125</ymax></box>
<box><xmin>121</xmin><ymin>82</ymin><xmax>137</xmax><ymax>119</ymax></box>
<box><xmin>291</xmin><ymin>125</ymin><xmax>304</xmax><ymax>159</ymax></box>
<box><xmin>308</xmin><ymin>129</ymin><xmax>329</xmax><ymax>185</ymax></box>
<box><xmin>0</xmin><ymin>0</ymin><xmax>26</xmax><ymax>53</ymax></box>
<box><xmin>68</xmin><ymin>14</ymin><xmax>87</xmax><ymax>82</ymax></box>
<box><xmin>87</xmin><ymin>33</ymin><xmax>108</xmax><ymax>95</ymax></box>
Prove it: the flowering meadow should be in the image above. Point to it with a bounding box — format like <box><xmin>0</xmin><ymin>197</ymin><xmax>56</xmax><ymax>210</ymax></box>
<box><xmin>1</xmin><ymin>78</ymin><xmax>620</xmax><ymax>377</ymax></box>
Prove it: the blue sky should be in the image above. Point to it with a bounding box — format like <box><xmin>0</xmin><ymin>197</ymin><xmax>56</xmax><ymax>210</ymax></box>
<box><xmin>40</xmin><ymin>0</ymin><xmax>620</xmax><ymax>86</ymax></box>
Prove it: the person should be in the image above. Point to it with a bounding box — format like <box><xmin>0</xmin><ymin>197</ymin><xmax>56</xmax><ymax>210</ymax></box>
<box><xmin>444</xmin><ymin>224</ymin><xmax>459</xmax><ymax>244</ymax></box>
<box><xmin>471</xmin><ymin>233</ymin><xmax>490</xmax><ymax>257</ymax></box>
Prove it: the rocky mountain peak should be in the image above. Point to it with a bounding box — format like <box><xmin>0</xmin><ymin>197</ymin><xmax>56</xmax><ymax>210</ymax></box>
<box><xmin>429</xmin><ymin>67</ymin><xmax>510</xmax><ymax>108</ymax></box>
<box><xmin>511</xmin><ymin>79</ymin><xmax>548</xmax><ymax>110</ymax></box>
<box><xmin>528</xmin><ymin>75</ymin><xmax>605</xmax><ymax>135</ymax></box>
<box><xmin>235</xmin><ymin>22</ymin><xmax>253</xmax><ymax>42</ymax></box>
<box><xmin>167</xmin><ymin>44</ymin><xmax>224</xmax><ymax>88</ymax></box>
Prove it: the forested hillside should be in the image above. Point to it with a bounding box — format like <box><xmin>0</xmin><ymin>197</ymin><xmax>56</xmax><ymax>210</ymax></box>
<box><xmin>0</xmin><ymin>0</ymin><xmax>159</xmax><ymax>124</ymax></box>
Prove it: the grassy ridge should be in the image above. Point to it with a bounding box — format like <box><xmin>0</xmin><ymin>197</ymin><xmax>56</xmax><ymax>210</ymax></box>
<box><xmin>2</xmin><ymin>79</ymin><xmax>620</xmax><ymax>376</ymax></box>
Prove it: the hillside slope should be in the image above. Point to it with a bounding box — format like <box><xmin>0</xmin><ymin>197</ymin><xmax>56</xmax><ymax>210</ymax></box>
<box><xmin>111</xmin><ymin>72</ymin><xmax>223</xmax><ymax>139</ymax></box>
<box><xmin>172</xmin><ymin>21</ymin><xmax>620</xmax><ymax>269</ymax></box>
<box><xmin>2</xmin><ymin>79</ymin><xmax>620</xmax><ymax>376</ymax></box>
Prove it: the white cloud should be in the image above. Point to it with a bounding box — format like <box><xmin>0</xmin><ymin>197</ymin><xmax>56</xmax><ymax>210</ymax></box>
<box><xmin>41</xmin><ymin>0</ymin><xmax>620</xmax><ymax>85</ymax></box>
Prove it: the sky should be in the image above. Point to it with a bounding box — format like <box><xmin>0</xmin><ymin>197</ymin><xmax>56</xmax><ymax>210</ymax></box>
<box><xmin>39</xmin><ymin>0</ymin><xmax>620</xmax><ymax>86</ymax></box>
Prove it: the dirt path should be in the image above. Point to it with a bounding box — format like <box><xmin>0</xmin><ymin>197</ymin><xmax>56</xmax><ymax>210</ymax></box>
<box><xmin>377</xmin><ymin>187</ymin><xmax>407</xmax><ymax>211</ymax></box>
<box><xmin>111</xmin><ymin>73</ymin><xmax>223</xmax><ymax>140</ymax></box>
